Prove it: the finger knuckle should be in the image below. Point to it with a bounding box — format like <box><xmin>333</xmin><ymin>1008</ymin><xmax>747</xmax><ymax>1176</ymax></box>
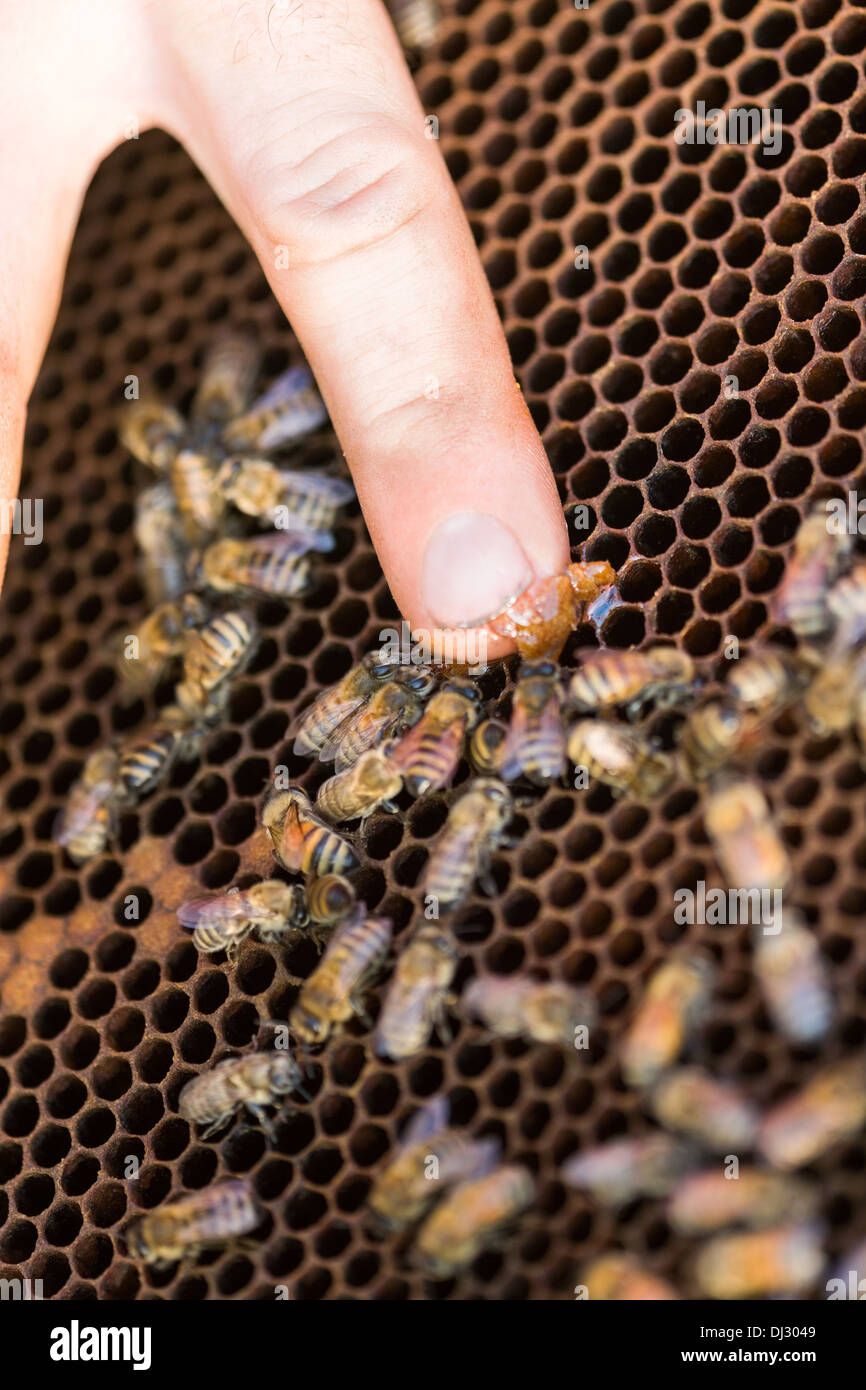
<box><xmin>250</xmin><ymin>117</ymin><xmax>438</xmax><ymax>267</ymax></box>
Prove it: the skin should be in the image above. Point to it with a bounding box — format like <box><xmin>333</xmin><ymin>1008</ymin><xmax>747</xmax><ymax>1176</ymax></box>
<box><xmin>0</xmin><ymin>0</ymin><xmax>568</xmax><ymax>654</ymax></box>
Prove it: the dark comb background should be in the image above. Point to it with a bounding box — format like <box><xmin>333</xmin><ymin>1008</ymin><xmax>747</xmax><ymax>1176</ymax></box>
<box><xmin>1</xmin><ymin>0</ymin><xmax>866</xmax><ymax>1300</ymax></box>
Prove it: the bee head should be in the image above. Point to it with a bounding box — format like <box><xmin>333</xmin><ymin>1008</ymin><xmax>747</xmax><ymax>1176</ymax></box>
<box><xmin>442</xmin><ymin>677</ymin><xmax>480</xmax><ymax>704</ymax></box>
<box><xmin>214</xmin><ymin>456</ymin><xmax>244</xmax><ymax>495</ymax></box>
<box><xmin>292</xmin><ymin>1008</ymin><xmax>328</xmax><ymax>1047</ymax></box>
<box><xmin>397</xmin><ymin>667</ymin><xmax>437</xmax><ymax>698</ymax></box>
<box><xmin>522</xmin><ymin>658</ymin><xmax>558</xmax><ymax>679</ymax></box>
<box><xmin>363</xmin><ymin>651</ymin><xmax>398</xmax><ymax>681</ymax></box>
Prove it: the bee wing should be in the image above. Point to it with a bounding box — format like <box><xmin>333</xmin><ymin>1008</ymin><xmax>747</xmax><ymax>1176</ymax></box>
<box><xmin>276</xmin><ymin>468</ymin><xmax>356</xmax><ymax>508</ymax></box>
<box><xmin>247</xmin><ymin>529</ymin><xmax>335</xmax><ymax>558</ymax></box>
<box><xmin>322</xmin><ymin>703</ymin><xmax>407</xmax><ymax>772</ymax></box>
<box><xmin>401</xmin><ymin>1094</ymin><xmax>450</xmax><ymax>1147</ymax></box>
<box><xmin>226</xmin><ymin>367</ymin><xmax>328</xmax><ymax>448</ymax></box>
<box><xmin>177</xmin><ymin>889</ymin><xmax>267</xmax><ymax>929</ymax></box>
<box><xmin>289</xmin><ymin>691</ymin><xmax>367</xmax><ymax>755</ymax></box>
<box><xmin>193</xmin><ymin>333</ymin><xmax>261</xmax><ymax>426</ymax></box>
<box><xmin>497</xmin><ymin>699</ymin><xmax>532</xmax><ymax>782</ymax></box>
<box><xmin>451</xmin><ymin>1136</ymin><xmax>501</xmax><ymax>1184</ymax></box>
<box><xmin>501</xmin><ymin>692</ymin><xmax>564</xmax><ymax>782</ymax></box>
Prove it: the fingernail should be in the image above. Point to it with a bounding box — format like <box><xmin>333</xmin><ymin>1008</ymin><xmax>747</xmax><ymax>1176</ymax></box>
<box><xmin>421</xmin><ymin>512</ymin><xmax>534</xmax><ymax>629</ymax></box>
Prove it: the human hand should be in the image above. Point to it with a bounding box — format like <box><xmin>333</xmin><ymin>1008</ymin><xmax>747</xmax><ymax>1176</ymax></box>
<box><xmin>0</xmin><ymin>0</ymin><xmax>568</xmax><ymax>649</ymax></box>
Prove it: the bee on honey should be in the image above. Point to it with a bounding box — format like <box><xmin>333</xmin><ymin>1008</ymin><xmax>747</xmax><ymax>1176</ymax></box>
<box><xmin>220</xmin><ymin>364</ymin><xmax>328</xmax><ymax>452</ymax></box>
<box><xmin>367</xmin><ymin>1094</ymin><xmax>499</xmax><ymax>1232</ymax></box>
<box><xmin>488</xmin><ymin>560</ymin><xmax>616</xmax><ymax>661</ymax></box>
<box><xmin>319</xmin><ymin>673</ymin><xmax>436</xmax><ymax>772</ymax></box>
<box><xmin>567</xmin><ymin>719</ymin><xmax>674</xmax><ymax>799</ymax></box>
<box><xmin>289</xmin><ymin>907</ymin><xmax>393</xmax><ymax>1048</ymax></box>
<box><xmin>772</xmin><ymin>503</ymin><xmax>852</xmax><ymax>643</ymax></box>
<box><xmin>290</xmin><ymin>651</ymin><xmax>398</xmax><ymax>757</ymax></box>
<box><xmin>650</xmin><ymin>1067</ymin><xmax>759</xmax><ymax>1154</ymax></box>
<box><xmin>198</xmin><ymin>532</ymin><xmax>332</xmax><ymax>602</ymax></box>
<box><xmin>315</xmin><ymin>743</ymin><xmax>404</xmax><ymax>824</ymax></box>
<box><xmin>725</xmin><ymin>648</ymin><xmax>815</xmax><ymax>719</ymax></box>
<box><xmin>753</xmin><ymin>910</ymin><xmax>833</xmax><ymax>1045</ymax></box>
<box><xmin>561</xmin><ymin>1134</ymin><xmax>695</xmax><ymax>1208</ymax></box>
<box><xmin>374</xmin><ymin>924</ymin><xmax>459</xmax><ymax>1060</ymax></box>
<box><xmin>175</xmin><ymin>609</ymin><xmax>258</xmax><ymax>723</ymax></box>
<box><xmin>498</xmin><ymin>659</ymin><xmax>567</xmax><ymax>785</ymax></box>
<box><xmin>678</xmin><ymin>698</ymin><xmax>754</xmax><ymax>781</ymax></box>
<box><xmin>757</xmin><ymin>1056</ymin><xmax>866</xmax><ymax>1169</ymax></box>
<box><xmin>704</xmin><ymin>777</ymin><xmax>790</xmax><ymax>892</ymax></box>
<box><xmin>802</xmin><ymin>647</ymin><xmax>860</xmax><ymax>736</ymax></box>
<box><xmin>178</xmin><ymin>1049</ymin><xmax>307</xmax><ymax>1139</ymax></box>
<box><xmin>120</xmin><ymin>395</ymin><xmax>187</xmax><ymax>471</ymax></box>
<box><xmin>214</xmin><ymin>456</ymin><xmax>354</xmax><ymax>530</ymax></box>
<box><xmin>115</xmin><ymin>592</ymin><xmax>206</xmax><ymax>694</ymax></box>
<box><xmin>567</xmin><ymin>644</ymin><xmax>695</xmax><ymax>719</ymax></box>
<box><xmin>467</xmin><ymin>718</ymin><xmax>509</xmax><ymax>776</ymax></box>
<box><xmin>305</xmin><ymin>873</ymin><xmax>357</xmax><ymax>931</ymax></box>
<box><xmin>462</xmin><ymin>974</ymin><xmax>596</xmax><ymax>1047</ymax></box>
<box><xmin>414</xmin><ymin>1164</ymin><xmax>535</xmax><ymax>1277</ymax></box>
<box><xmin>191</xmin><ymin>331</ymin><xmax>261</xmax><ymax>431</ymax></box>
<box><xmin>621</xmin><ymin>953</ymin><xmax>715</xmax><ymax>1089</ymax></box>
<box><xmin>124</xmin><ymin>1180</ymin><xmax>263</xmax><ymax>1270</ymax></box>
<box><xmin>667</xmin><ymin>1167</ymin><xmax>818</xmax><ymax>1235</ymax></box>
<box><xmin>178</xmin><ymin>879</ymin><xmax>308</xmax><ymax>959</ymax></box>
<box><xmin>692</xmin><ymin>1223</ymin><xmax>825</xmax><ymax>1299</ymax></box>
<box><xmin>55</xmin><ymin>748</ymin><xmax>121</xmax><ymax>864</ymax></box>
<box><xmin>580</xmin><ymin>1254</ymin><xmax>679</xmax><ymax>1301</ymax></box>
<box><xmin>389</xmin><ymin>678</ymin><xmax>482</xmax><ymax>797</ymax></box>
<box><xmin>116</xmin><ymin>716</ymin><xmax>203</xmax><ymax>804</ymax></box>
<box><xmin>262</xmin><ymin>784</ymin><xmax>359</xmax><ymax>876</ymax></box>
<box><xmin>422</xmin><ymin>778</ymin><xmax>514</xmax><ymax>915</ymax></box>
<box><xmin>134</xmin><ymin>482</ymin><xmax>188</xmax><ymax>605</ymax></box>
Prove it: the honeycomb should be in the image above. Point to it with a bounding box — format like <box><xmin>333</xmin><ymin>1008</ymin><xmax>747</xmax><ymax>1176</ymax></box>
<box><xmin>1</xmin><ymin>0</ymin><xmax>866</xmax><ymax>1302</ymax></box>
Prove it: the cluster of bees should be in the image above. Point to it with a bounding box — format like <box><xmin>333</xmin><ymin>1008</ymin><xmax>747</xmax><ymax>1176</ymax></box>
<box><xmin>55</xmin><ymin>335</ymin><xmax>354</xmax><ymax>865</ymax></box>
<box><xmin>49</xmin><ymin>326</ymin><xmax>866</xmax><ymax>1291</ymax></box>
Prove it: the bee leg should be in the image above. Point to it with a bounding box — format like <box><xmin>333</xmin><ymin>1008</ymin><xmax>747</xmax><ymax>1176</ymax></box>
<box><xmin>246</xmin><ymin>1104</ymin><xmax>277</xmax><ymax>1141</ymax></box>
<box><xmin>199</xmin><ymin>1114</ymin><xmax>233</xmax><ymax>1140</ymax></box>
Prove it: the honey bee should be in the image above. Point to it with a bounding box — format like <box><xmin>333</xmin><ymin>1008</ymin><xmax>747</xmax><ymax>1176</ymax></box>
<box><xmin>488</xmin><ymin>560</ymin><xmax>616</xmax><ymax>661</ymax></box>
<box><xmin>692</xmin><ymin>1223</ymin><xmax>825</xmax><ymax>1299</ymax></box>
<box><xmin>367</xmin><ymin>1094</ymin><xmax>499</xmax><ymax>1232</ymax></box>
<box><xmin>753</xmin><ymin>910</ymin><xmax>833</xmax><ymax>1044</ymax></box>
<box><xmin>422</xmin><ymin>778</ymin><xmax>514</xmax><ymax>915</ymax></box>
<box><xmin>124</xmin><ymin>1180</ymin><xmax>262</xmax><ymax>1270</ymax></box>
<box><xmin>262</xmin><ymin>784</ymin><xmax>359</xmax><ymax>876</ymax></box>
<box><xmin>467</xmin><ymin>718</ymin><xmax>509</xmax><ymax>776</ymax></box>
<box><xmin>134</xmin><ymin>482</ymin><xmax>188</xmax><ymax>605</ymax></box>
<box><xmin>199</xmin><ymin>532</ymin><xmax>331</xmax><ymax>601</ymax></box>
<box><xmin>704</xmin><ymin>777</ymin><xmax>790</xmax><ymax>891</ymax></box>
<box><xmin>290</xmin><ymin>651</ymin><xmax>398</xmax><ymax>757</ymax></box>
<box><xmin>389</xmin><ymin>678</ymin><xmax>482</xmax><ymax>797</ymax></box>
<box><xmin>580</xmin><ymin>1254</ymin><xmax>679</xmax><ymax>1301</ymax></box>
<box><xmin>725</xmin><ymin>648</ymin><xmax>815</xmax><ymax>718</ymax></box>
<box><xmin>120</xmin><ymin>395</ymin><xmax>186</xmax><ymax>471</ymax></box>
<box><xmin>170</xmin><ymin>447</ymin><xmax>227</xmax><ymax>545</ymax></box>
<box><xmin>621</xmin><ymin>953</ymin><xmax>715</xmax><ymax>1089</ymax></box>
<box><xmin>178</xmin><ymin>879</ymin><xmax>308</xmax><ymax>959</ymax></box>
<box><xmin>561</xmin><ymin>1135</ymin><xmax>695</xmax><ymax>1208</ymax></box>
<box><xmin>220</xmin><ymin>365</ymin><xmax>328</xmax><ymax>451</ymax></box>
<box><xmin>373</xmin><ymin>924</ymin><xmax>459</xmax><ymax>1060</ymax></box>
<box><xmin>667</xmin><ymin>1167</ymin><xmax>818</xmax><ymax>1235</ymax></box>
<box><xmin>320</xmin><ymin>673</ymin><xmax>436</xmax><ymax>772</ymax></box>
<box><xmin>305</xmin><ymin>873</ymin><xmax>357</xmax><ymax>930</ymax></box>
<box><xmin>115</xmin><ymin>592</ymin><xmax>206</xmax><ymax>693</ymax></box>
<box><xmin>827</xmin><ymin>562</ymin><xmax>866</xmax><ymax>649</ymax></box>
<box><xmin>499</xmin><ymin>659</ymin><xmax>567</xmax><ymax>785</ymax></box>
<box><xmin>802</xmin><ymin>647</ymin><xmax>860</xmax><ymax>736</ymax></box>
<box><xmin>55</xmin><ymin>748</ymin><xmax>120</xmax><ymax>864</ymax></box>
<box><xmin>191</xmin><ymin>332</ymin><xmax>260</xmax><ymax>430</ymax></box>
<box><xmin>678</xmin><ymin>698</ymin><xmax>754</xmax><ymax>781</ymax></box>
<box><xmin>567</xmin><ymin>644</ymin><xmax>695</xmax><ymax>718</ymax></box>
<box><xmin>414</xmin><ymin>1164</ymin><xmax>535</xmax><ymax>1277</ymax></box>
<box><xmin>758</xmin><ymin>1056</ymin><xmax>866</xmax><ymax>1169</ymax></box>
<box><xmin>650</xmin><ymin>1068</ymin><xmax>759</xmax><ymax>1153</ymax></box>
<box><xmin>462</xmin><ymin>974</ymin><xmax>596</xmax><ymax>1047</ymax></box>
<box><xmin>385</xmin><ymin>0</ymin><xmax>442</xmax><ymax>54</ymax></box>
<box><xmin>772</xmin><ymin>503</ymin><xmax>852</xmax><ymax>643</ymax></box>
<box><xmin>315</xmin><ymin>744</ymin><xmax>404</xmax><ymax>824</ymax></box>
<box><xmin>289</xmin><ymin>907</ymin><xmax>393</xmax><ymax>1048</ymax></box>
<box><xmin>116</xmin><ymin>716</ymin><xmax>202</xmax><ymax>803</ymax></box>
<box><xmin>214</xmin><ymin>456</ymin><xmax>354</xmax><ymax>530</ymax></box>
<box><xmin>178</xmin><ymin>1050</ymin><xmax>306</xmax><ymax>1139</ymax></box>
<box><xmin>567</xmin><ymin>719</ymin><xmax>674</xmax><ymax>798</ymax></box>
<box><xmin>175</xmin><ymin>610</ymin><xmax>258</xmax><ymax>723</ymax></box>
